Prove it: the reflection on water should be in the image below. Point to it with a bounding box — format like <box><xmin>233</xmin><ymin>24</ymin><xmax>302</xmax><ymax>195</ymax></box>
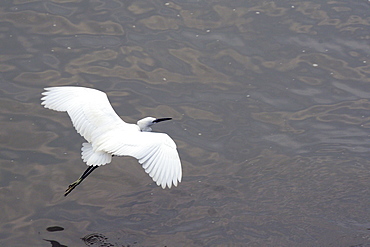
<box><xmin>1</xmin><ymin>0</ymin><xmax>370</xmax><ymax>246</ymax></box>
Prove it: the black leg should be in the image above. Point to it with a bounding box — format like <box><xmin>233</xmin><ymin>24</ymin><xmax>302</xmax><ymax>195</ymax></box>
<box><xmin>80</xmin><ymin>165</ymin><xmax>97</xmax><ymax>180</ymax></box>
<box><xmin>64</xmin><ymin>166</ymin><xmax>99</xmax><ymax>197</ymax></box>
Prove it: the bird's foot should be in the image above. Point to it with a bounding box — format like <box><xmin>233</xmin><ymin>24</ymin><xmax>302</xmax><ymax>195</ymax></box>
<box><xmin>64</xmin><ymin>179</ymin><xmax>81</xmax><ymax>197</ymax></box>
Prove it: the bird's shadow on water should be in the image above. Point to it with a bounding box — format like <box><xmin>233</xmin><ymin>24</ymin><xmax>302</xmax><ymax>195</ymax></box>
<box><xmin>43</xmin><ymin>226</ymin><xmax>142</xmax><ymax>247</ymax></box>
<box><xmin>43</xmin><ymin>226</ymin><xmax>68</xmax><ymax>247</ymax></box>
<box><xmin>81</xmin><ymin>232</ymin><xmax>140</xmax><ymax>247</ymax></box>
<box><xmin>43</xmin><ymin>239</ymin><xmax>68</xmax><ymax>247</ymax></box>
<box><xmin>43</xmin><ymin>232</ymin><xmax>139</xmax><ymax>247</ymax></box>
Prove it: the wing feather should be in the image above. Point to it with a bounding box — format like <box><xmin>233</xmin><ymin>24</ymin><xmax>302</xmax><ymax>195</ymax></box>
<box><xmin>153</xmin><ymin>150</ymin><xmax>166</xmax><ymax>186</ymax></box>
<box><xmin>146</xmin><ymin>148</ymin><xmax>162</xmax><ymax>176</ymax></box>
<box><xmin>150</xmin><ymin>148</ymin><xmax>165</xmax><ymax>182</ymax></box>
<box><xmin>140</xmin><ymin>146</ymin><xmax>159</xmax><ymax>168</ymax></box>
<box><xmin>41</xmin><ymin>86</ymin><xmax>129</xmax><ymax>143</ymax></box>
<box><xmin>101</xmin><ymin>131</ymin><xmax>182</xmax><ymax>189</ymax></box>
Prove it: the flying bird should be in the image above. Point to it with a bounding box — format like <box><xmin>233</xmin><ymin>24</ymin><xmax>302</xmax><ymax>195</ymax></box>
<box><xmin>41</xmin><ymin>86</ymin><xmax>182</xmax><ymax>196</ymax></box>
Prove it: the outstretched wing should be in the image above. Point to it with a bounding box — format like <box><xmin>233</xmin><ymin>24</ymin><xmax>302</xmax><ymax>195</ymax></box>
<box><xmin>41</xmin><ymin>86</ymin><xmax>128</xmax><ymax>143</ymax></box>
<box><xmin>96</xmin><ymin>130</ymin><xmax>182</xmax><ymax>189</ymax></box>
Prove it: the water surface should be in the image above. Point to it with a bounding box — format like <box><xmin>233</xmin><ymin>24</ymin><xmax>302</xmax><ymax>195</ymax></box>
<box><xmin>1</xmin><ymin>0</ymin><xmax>370</xmax><ymax>246</ymax></box>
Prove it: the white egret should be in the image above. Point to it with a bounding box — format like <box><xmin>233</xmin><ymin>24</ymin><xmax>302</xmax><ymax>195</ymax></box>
<box><xmin>41</xmin><ymin>86</ymin><xmax>182</xmax><ymax>196</ymax></box>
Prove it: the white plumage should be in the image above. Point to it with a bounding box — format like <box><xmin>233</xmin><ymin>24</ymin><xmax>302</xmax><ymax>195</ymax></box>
<box><xmin>41</xmin><ymin>86</ymin><xmax>182</xmax><ymax>193</ymax></box>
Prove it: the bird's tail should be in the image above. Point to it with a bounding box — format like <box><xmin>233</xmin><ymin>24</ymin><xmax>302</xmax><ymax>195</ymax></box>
<box><xmin>81</xmin><ymin>142</ymin><xmax>112</xmax><ymax>166</ymax></box>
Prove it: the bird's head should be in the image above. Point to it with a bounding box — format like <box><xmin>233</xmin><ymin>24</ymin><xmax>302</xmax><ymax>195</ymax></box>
<box><xmin>137</xmin><ymin>117</ymin><xmax>172</xmax><ymax>132</ymax></box>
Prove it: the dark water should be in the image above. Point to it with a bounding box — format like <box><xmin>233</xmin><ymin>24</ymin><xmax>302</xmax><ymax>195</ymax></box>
<box><xmin>1</xmin><ymin>0</ymin><xmax>370</xmax><ymax>246</ymax></box>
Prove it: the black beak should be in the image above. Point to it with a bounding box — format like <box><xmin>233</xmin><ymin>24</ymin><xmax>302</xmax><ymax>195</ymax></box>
<box><xmin>153</xmin><ymin>117</ymin><xmax>172</xmax><ymax>123</ymax></box>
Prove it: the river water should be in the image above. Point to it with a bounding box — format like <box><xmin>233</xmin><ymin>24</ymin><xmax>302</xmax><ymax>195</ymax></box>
<box><xmin>1</xmin><ymin>0</ymin><xmax>370</xmax><ymax>246</ymax></box>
